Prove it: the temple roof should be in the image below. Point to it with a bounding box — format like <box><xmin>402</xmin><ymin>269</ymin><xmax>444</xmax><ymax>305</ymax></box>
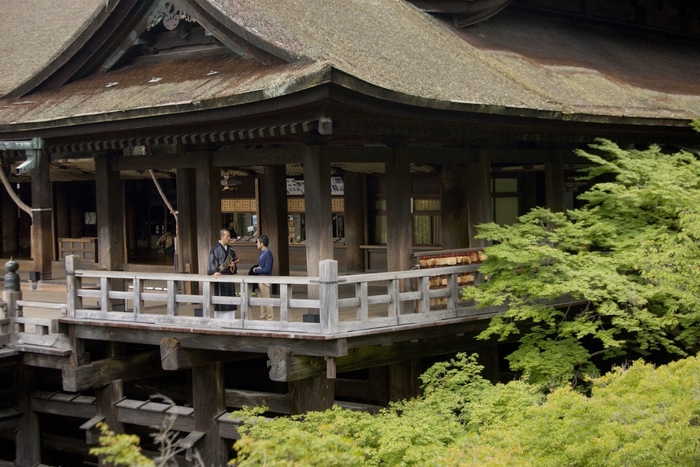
<box><xmin>0</xmin><ymin>0</ymin><xmax>698</xmax><ymax>136</ymax></box>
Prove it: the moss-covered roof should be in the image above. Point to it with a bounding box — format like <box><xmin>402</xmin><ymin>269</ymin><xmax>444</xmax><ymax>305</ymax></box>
<box><xmin>0</xmin><ymin>0</ymin><xmax>699</xmax><ymax>131</ymax></box>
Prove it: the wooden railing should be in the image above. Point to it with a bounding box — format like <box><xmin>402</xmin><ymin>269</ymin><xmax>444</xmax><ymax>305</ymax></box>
<box><xmin>64</xmin><ymin>255</ymin><xmax>494</xmax><ymax>336</ymax></box>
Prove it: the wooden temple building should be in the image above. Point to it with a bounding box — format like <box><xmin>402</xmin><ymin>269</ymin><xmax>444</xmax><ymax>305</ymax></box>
<box><xmin>0</xmin><ymin>0</ymin><xmax>699</xmax><ymax>465</ymax></box>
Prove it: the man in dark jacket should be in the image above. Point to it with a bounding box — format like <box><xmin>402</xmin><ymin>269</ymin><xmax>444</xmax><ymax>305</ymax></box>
<box><xmin>253</xmin><ymin>235</ymin><xmax>274</xmax><ymax>320</ymax></box>
<box><xmin>207</xmin><ymin>229</ymin><xmax>239</xmax><ymax>318</ymax></box>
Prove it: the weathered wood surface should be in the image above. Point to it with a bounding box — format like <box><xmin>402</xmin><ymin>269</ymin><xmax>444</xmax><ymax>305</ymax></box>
<box><xmin>65</xmin><ymin>260</ymin><xmax>484</xmax><ymax>338</ymax></box>
<box><xmin>160</xmin><ymin>337</ymin><xmax>258</xmax><ymax>370</ymax></box>
<box><xmin>62</xmin><ymin>350</ymin><xmax>165</xmax><ymax>392</ymax></box>
<box><xmin>193</xmin><ymin>362</ymin><xmax>227</xmax><ymax>467</ymax></box>
<box><xmin>268</xmin><ymin>331</ymin><xmax>487</xmax><ymax>382</ymax></box>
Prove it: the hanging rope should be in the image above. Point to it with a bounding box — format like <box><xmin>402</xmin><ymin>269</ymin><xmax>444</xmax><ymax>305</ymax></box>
<box><xmin>0</xmin><ymin>164</ymin><xmax>31</xmax><ymax>215</ymax></box>
<box><xmin>149</xmin><ymin>169</ymin><xmax>178</xmax><ymax>224</ymax></box>
<box><xmin>149</xmin><ymin>170</ymin><xmax>180</xmax><ymax>271</ymax></box>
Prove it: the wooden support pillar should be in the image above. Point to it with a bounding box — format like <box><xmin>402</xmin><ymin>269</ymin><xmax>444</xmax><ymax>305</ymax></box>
<box><xmin>95</xmin><ymin>153</ymin><xmax>125</xmax><ymax>310</ymax></box>
<box><xmin>95</xmin><ymin>154</ymin><xmax>125</xmax><ymax>271</ymax></box>
<box><xmin>466</xmin><ymin>149</ymin><xmax>492</xmax><ymax>248</ymax></box>
<box><xmin>388</xmin><ymin>359</ymin><xmax>422</xmax><ymax>402</ymax></box>
<box><xmin>18</xmin><ymin>184</ymin><xmax>32</xmax><ymax>253</ymax></box>
<box><xmin>385</xmin><ymin>149</ymin><xmax>413</xmax><ymax>313</ymax></box>
<box><xmin>1</xmin><ymin>185</ymin><xmax>19</xmax><ymax>256</ymax></box>
<box><xmin>521</xmin><ymin>171</ymin><xmax>538</xmax><ymax>214</ymax></box>
<box><xmin>15</xmin><ymin>366</ymin><xmax>41</xmax><ymax>467</ymax></box>
<box><xmin>385</xmin><ymin>149</ymin><xmax>412</xmax><ymax>273</ymax></box>
<box><xmin>176</xmin><ymin>168</ymin><xmax>198</xmax><ymax>276</ymax></box>
<box><xmin>55</xmin><ymin>182</ymin><xmax>71</xmax><ymax>241</ymax></box>
<box><xmin>304</xmin><ymin>146</ymin><xmax>333</xmax><ymax>308</ymax></box>
<box><xmin>545</xmin><ymin>151</ymin><xmax>565</xmax><ymax>213</ymax></box>
<box><xmin>260</xmin><ymin>165</ymin><xmax>289</xmax><ymax>276</ymax></box>
<box><xmin>31</xmin><ymin>149</ymin><xmax>53</xmax><ymax>279</ymax></box>
<box><xmin>304</xmin><ymin>145</ymin><xmax>333</xmax><ymax>276</ymax></box>
<box><xmin>441</xmin><ymin>164</ymin><xmax>470</xmax><ymax>249</ymax></box>
<box><xmin>343</xmin><ymin>171</ymin><xmax>366</xmax><ymax>272</ymax></box>
<box><xmin>95</xmin><ymin>380</ymin><xmax>124</xmax><ymax>436</ymax></box>
<box><xmin>69</xmin><ymin>183</ymin><xmax>85</xmax><ymax>238</ymax></box>
<box><xmin>195</xmin><ymin>155</ymin><xmax>221</xmax><ymax>280</ymax></box>
<box><xmin>476</xmin><ymin>344</ymin><xmax>499</xmax><ymax>384</ymax></box>
<box><xmin>289</xmin><ymin>373</ymin><xmax>334</xmax><ymax>414</ymax></box>
<box><xmin>192</xmin><ymin>362</ymin><xmax>227</xmax><ymax>467</ymax></box>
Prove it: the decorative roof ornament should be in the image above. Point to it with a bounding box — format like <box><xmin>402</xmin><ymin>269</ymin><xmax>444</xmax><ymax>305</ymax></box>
<box><xmin>147</xmin><ymin>0</ymin><xmax>197</xmax><ymax>31</ymax></box>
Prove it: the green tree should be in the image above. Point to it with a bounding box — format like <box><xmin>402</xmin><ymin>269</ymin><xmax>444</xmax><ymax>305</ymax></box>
<box><xmin>465</xmin><ymin>138</ymin><xmax>700</xmax><ymax>385</ymax></box>
<box><xmin>233</xmin><ymin>354</ymin><xmax>700</xmax><ymax>467</ymax></box>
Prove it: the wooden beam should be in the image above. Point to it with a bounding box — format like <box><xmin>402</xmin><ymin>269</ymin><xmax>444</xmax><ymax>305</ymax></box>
<box><xmin>225</xmin><ymin>388</ymin><xmax>290</xmax><ymax>414</ymax></box>
<box><xmin>15</xmin><ymin>366</ymin><xmax>41</xmax><ymax>467</ymax></box>
<box><xmin>116</xmin><ymin>399</ymin><xmax>194</xmax><ymax>432</ymax></box>
<box><xmin>73</xmin><ymin>324</ymin><xmax>349</xmax><ymax>357</ymax></box>
<box><xmin>160</xmin><ymin>337</ymin><xmax>258</xmax><ymax>370</ymax></box>
<box><xmin>31</xmin><ymin>392</ymin><xmax>97</xmax><ymax>420</ymax></box>
<box><xmin>268</xmin><ymin>331</ymin><xmax>486</xmax><ymax>382</ymax></box>
<box><xmin>62</xmin><ymin>351</ymin><xmax>166</xmax><ymax>392</ymax></box>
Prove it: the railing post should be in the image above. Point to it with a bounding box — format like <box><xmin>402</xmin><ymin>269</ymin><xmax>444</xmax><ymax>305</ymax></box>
<box><xmin>65</xmin><ymin>255</ymin><xmax>81</xmax><ymax>317</ymax></box>
<box><xmin>3</xmin><ymin>258</ymin><xmax>22</xmax><ymax>319</ymax></box>
<box><xmin>319</xmin><ymin>260</ymin><xmax>339</xmax><ymax>333</ymax></box>
<box><xmin>2</xmin><ymin>258</ymin><xmax>21</xmax><ymax>344</ymax></box>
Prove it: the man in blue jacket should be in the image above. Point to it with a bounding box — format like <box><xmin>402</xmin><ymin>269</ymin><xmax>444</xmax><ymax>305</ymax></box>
<box><xmin>253</xmin><ymin>235</ymin><xmax>274</xmax><ymax>320</ymax></box>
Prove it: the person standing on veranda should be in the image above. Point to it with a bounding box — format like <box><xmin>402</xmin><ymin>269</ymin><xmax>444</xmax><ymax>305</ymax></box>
<box><xmin>253</xmin><ymin>235</ymin><xmax>274</xmax><ymax>320</ymax></box>
<box><xmin>207</xmin><ymin>229</ymin><xmax>239</xmax><ymax>319</ymax></box>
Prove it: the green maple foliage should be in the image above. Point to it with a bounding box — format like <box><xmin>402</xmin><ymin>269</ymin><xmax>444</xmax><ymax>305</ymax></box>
<box><xmin>465</xmin><ymin>137</ymin><xmax>700</xmax><ymax>385</ymax></box>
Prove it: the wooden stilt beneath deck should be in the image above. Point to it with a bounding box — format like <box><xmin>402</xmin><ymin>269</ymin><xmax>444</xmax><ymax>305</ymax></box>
<box><xmin>289</xmin><ymin>373</ymin><xmax>335</xmax><ymax>414</ymax></box>
<box><xmin>192</xmin><ymin>362</ymin><xmax>227</xmax><ymax>467</ymax></box>
<box><xmin>388</xmin><ymin>359</ymin><xmax>422</xmax><ymax>402</ymax></box>
<box><xmin>15</xmin><ymin>366</ymin><xmax>41</xmax><ymax>467</ymax></box>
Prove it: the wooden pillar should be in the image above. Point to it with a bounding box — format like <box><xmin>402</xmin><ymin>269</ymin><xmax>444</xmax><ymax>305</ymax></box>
<box><xmin>176</xmin><ymin>168</ymin><xmax>198</xmax><ymax>275</ymax></box>
<box><xmin>95</xmin><ymin>154</ymin><xmax>125</xmax><ymax>271</ymax></box>
<box><xmin>55</xmin><ymin>182</ymin><xmax>71</xmax><ymax>242</ymax></box>
<box><xmin>195</xmin><ymin>155</ymin><xmax>221</xmax><ymax>279</ymax></box>
<box><xmin>18</xmin><ymin>184</ymin><xmax>31</xmax><ymax>253</ymax></box>
<box><xmin>343</xmin><ymin>171</ymin><xmax>366</xmax><ymax>272</ymax></box>
<box><xmin>385</xmin><ymin>148</ymin><xmax>412</xmax><ymax>273</ymax></box>
<box><xmin>1</xmin><ymin>185</ymin><xmax>19</xmax><ymax>256</ymax></box>
<box><xmin>388</xmin><ymin>359</ymin><xmax>422</xmax><ymax>402</ymax></box>
<box><xmin>304</xmin><ymin>145</ymin><xmax>333</xmax><ymax>276</ymax></box>
<box><xmin>31</xmin><ymin>149</ymin><xmax>53</xmax><ymax>279</ymax></box>
<box><xmin>192</xmin><ymin>362</ymin><xmax>227</xmax><ymax>467</ymax></box>
<box><xmin>521</xmin><ymin>171</ymin><xmax>538</xmax><ymax>214</ymax></box>
<box><xmin>260</xmin><ymin>165</ymin><xmax>289</xmax><ymax>276</ymax></box>
<box><xmin>95</xmin><ymin>380</ymin><xmax>123</xmax><ymax>435</ymax></box>
<box><xmin>304</xmin><ymin>146</ymin><xmax>333</xmax><ymax>310</ymax></box>
<box><xmin>441</xmin><ymin>164</ymin><xmax>470</xmax><ymax>249</ymax></box>
<box><xmin>15</xmin><ymin>366</ymin><xmax>41</xmax><ymax>467</ymax></box>
<box><xmin>466</xmin><ymin>149</ymin><xmax>492</xmax><ymax>248</ymax></box>
<box><xmin>545</xmin><ymin>151</ymin><xmax>565</xmax><ymax>213</ymax></box>
<box><xmin>476</xmin><ymin>344</ymin><xmax>499</xmax><ymax>384</ymax></box>
<box><xmin>69</xmin><ymin>183</ymin><xmax>85</xmax><ymax>238</ymax></box>
<box><xmin>289</xmin><ymin>373</ymin><xmax>334</xmax><ymax>414</ymax></box>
